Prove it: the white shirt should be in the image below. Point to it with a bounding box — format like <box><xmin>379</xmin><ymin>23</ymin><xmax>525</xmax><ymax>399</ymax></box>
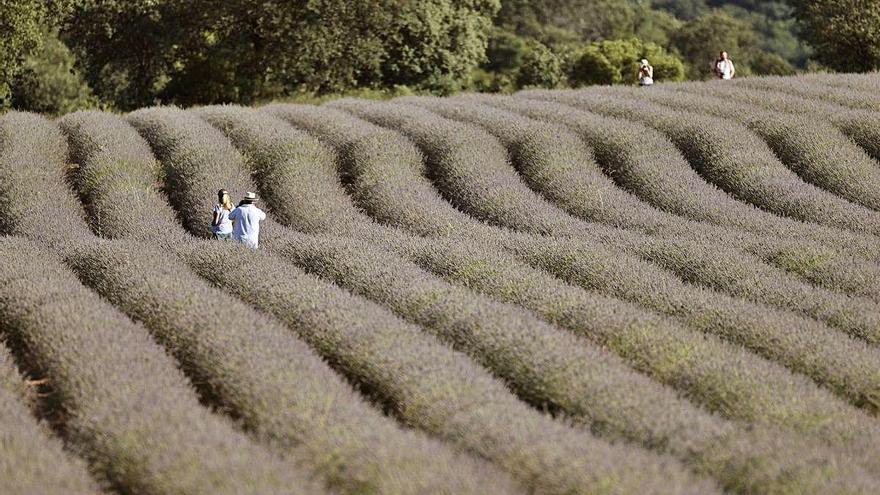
<box><xmin>212</xmin><ymin>204</ymin><xmax>233</xmax><ymax>234</ymax></box>
<box><xmin>716</xmin><ymin>60</ymin><xmax>733</xmax><ymax>79</ymax></box>
<box><xmin>229</xmin><ymin>204</ymin><xmax>266</xmax><ymax>248</ymax></box>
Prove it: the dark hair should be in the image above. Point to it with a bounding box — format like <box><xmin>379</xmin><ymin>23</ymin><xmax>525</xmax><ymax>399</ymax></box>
<box><xmin>218</xmin><ymin>189</ymin><xmax>228</xmax><ymax>199</ymax></box>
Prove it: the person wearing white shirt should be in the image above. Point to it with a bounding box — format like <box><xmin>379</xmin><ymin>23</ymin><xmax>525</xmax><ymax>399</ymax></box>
<box><xmin>211</xmin><ymin>189</ymin><xmax>234</xmax><ymax>240</ymax></box>
<box><xmin>638</xmin><ymin>59</ymin><xmax>654</xmax><ymax>86</ymax></box>
<box><xmin>228</xmin><ymin>191</ymin><xmax>267</xmax><ymax>249</ymax></box>
<box><xmin>714</xmin><ymin>51</ymin><xmax>735</xmax><ymax>80</ymax></box>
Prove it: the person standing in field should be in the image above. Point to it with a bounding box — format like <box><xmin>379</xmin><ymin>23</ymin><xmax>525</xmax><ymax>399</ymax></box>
<box><xmin>229</xmin><ymin>191</ymin><xmax>266</xmax><ymax>249</ymax></box>
<box><xmin>638</xmin><ymin>59</ymin><xmax>654</xmax><ymax>86</ymax></box>
<box><xmin>211</xmin><ymin>189</ymin><xmax>234</xmax><ymax>240</ymax></box>
<box><xmin>714</xmin><ymin>51</ymin><xmax>735</xmax><ymax>80</ymax></box>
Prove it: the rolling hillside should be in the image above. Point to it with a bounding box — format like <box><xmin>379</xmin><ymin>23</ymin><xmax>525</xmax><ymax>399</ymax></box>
<box><xmin>1</xmin><ymin>72</ymin><xmax>879</xmax><ymax>495</ymax></box>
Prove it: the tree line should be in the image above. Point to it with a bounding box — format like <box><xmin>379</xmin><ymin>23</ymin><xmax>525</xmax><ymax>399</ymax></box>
<box><xmin>1</xmin><ymin>0</ymin><xmax>878</xmax><ymax>114</ymax></box>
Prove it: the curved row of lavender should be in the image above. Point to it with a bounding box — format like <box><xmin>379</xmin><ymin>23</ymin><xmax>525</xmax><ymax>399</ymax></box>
<box><xmin>0</xmin><ymin>73</ymin><xmax>878</xmax><ymax>494</ymax></box>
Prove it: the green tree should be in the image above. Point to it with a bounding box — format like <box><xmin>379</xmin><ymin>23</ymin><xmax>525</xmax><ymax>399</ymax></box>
<box><xmin>10</xmin><ymin>29</ymin><xmax>96</xmax><ymax>114</ymax></box>
<box><xmin>484</xmin><ymin>27</ymin><xmax>529</xmax><ymax>72</ymax></box>
<box><xmin>742</xmin><ymin>49</ymin><xmax>795</xmax><ymax>76</ymax></box>
<box><xmin>569</xmin><ymin>45</ymin><xmax>620</xmax><ymax>85</ymax></box>
<box><xmin>569</xmin><ymin>38</ymin><xmax>684</xmax><ymax>85</ymax></box>
<box><xmin>63</xmin><ymin>0</ymin><xmax>499</xmax><ymax>108</ymax></box>
<box><xmin>60</xmin><ymin>0</ymin><xmax>186</xmax><ymax>109</ymax></box>
<box><xmin>516</xmin><ymin>40</ymin><xmax>564</xmax><ymax>88</ymax></box>
<box><xmin>651</xmin><ymin>0</ymin><xmax>708</xmax><ymax>20</ymax></box>
<box><xmin>633</xmin><ymin>4</ymin><xmax>682</xmax><ymax>47</ymax></box>
<box><xmin>671</xmin><ymin>9</ymin><xmax>754</xmax><ymax>79</ymax></box>
<box><xmin>381</xmin><ymin>0</ymin><xmax>501</xmax><ymax>93</ymax></box>
<box><xmin>0</xmin><ymin>0</ymin><xmax>74</xmax><ymax>106</ymax></box>
<box><xmin>495</xmin><ymin>0</ymin><xmax>637</xmax><ymax>41</ymax></box>
<box><xmin>790</xmin><ymin>0</ymin><xmax>880</xmax><ymax>72</ymax></box>
<box><xmin>495</xmin><ymin>0</ymin><xmax>541</xmax><ymax>35</ymax></box>
<box><xmin>642</xmin><ymin>42</ymin><xmax>687</xmax><ymax>81</ymax></box>
<box><xmin>543</xmin><ymin>0</ymin><xmax>637</xmax><ymax>40</ymax></box>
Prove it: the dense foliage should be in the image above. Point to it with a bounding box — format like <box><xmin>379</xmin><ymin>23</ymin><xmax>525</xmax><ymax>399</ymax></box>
<box><xmin>9</xmin><ymin>28</ymin><xmax>95</xmax><ymax>114</ymax></box>
<box><xmin>60</xmin><ymin>0</ymin><xmax>499</xmax><ymax>109</ymax></box>
<box><xmin>489</xmin><ymin>0</ymin><xmax>809</xmax><ymax>84</ymax></box>
<box><xmin>0</xmin><ymin>1</ymin><xmax>877</xmax><ymax>112</ymax></box>
<box><xmin>0</xmin><ymin>0</ymin><xmax>76</xmax><ymax>105</ymax></box>
<box><xmin>790</xmin><ymin>0</ymin><xmax>880</xmax><ymax>72</ymax></box>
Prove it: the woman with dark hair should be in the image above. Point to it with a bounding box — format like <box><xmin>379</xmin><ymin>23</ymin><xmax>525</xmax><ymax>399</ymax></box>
<box><xmin>638</xmin><ymin>59</ymin><xmax>654</xmax><ymax>86</ymax></box>
<box><xmin>714</xmin><ymin>51</ymin><xmax>735</xmax><ymax>80</ymax></box>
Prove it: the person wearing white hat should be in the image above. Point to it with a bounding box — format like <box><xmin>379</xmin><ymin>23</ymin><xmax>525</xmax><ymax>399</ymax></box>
<box><xmin>638</xmin><ymin>59</ymin><xmax>654</xmax><ymax>86</ymax></box>
<box><xmin>228</xmin><ymin>191</ymin><xmax>267</xmax><ymax>249</ymax></box>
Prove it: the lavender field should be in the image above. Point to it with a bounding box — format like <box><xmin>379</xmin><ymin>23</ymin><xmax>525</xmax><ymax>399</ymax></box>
<box><xmin>1</xmin><ymin>72</ymin><xmax>880</xmax><ymax>495</ymax></box>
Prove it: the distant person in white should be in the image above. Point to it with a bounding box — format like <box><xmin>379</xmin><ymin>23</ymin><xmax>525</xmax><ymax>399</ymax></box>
<box><xmin>211</xmin><ymin>189</ymin><xmax>234</xmax><ymax>240</ymax></box>
<box><xmin>228</xmin><ymin>191</ymin><xmax>266</xmax><ymax>249</ymax></box>
<box><xmin>638</xmin><ymin>58</ymin><xmax>654</xmax><ymax>86</ymax></box>
<box><xmin>714</xmin><ymin>51</ymin><xmax>735</xmax><ymax>80</ymax></box>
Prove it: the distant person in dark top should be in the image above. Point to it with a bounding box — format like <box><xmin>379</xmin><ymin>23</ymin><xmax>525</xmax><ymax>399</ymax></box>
<box><xmin>229</xmin><ymin>192</ymin><xmax>266</xmax><ymax>249</ymax></box>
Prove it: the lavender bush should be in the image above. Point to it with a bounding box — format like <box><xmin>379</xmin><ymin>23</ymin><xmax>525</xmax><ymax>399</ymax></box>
<box><xmin>235</xmin><ymin>104</ymin><xmax>880</xmax><ymax>470</ymax></box>
<box><xmin>0</xmin><ymin>343</ymin><xmax>101</xmax><ymax>495</ymax></box>
<box><xmin>521</xmin><ymin>90</ymin><xmax>880</xmax><ymax>236</ymax></box>
<box><xmin>60</xmin><ymin>110</ymin><xmax>522</xmax><ymax>495</ymax></box>
<box><xmin>1</xmin><ymin>73</ymin><xmax>879</xmax><ymax>495</ymax></box>
<box><xmin>218</xmin><ymin>103</ymin><xmax>880</xmax><ymax>491</ymax></box>
<box><xmin>121</xmin><ymin>106</ymin><xmax>707</xmax><ymax>494</ymax></box>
